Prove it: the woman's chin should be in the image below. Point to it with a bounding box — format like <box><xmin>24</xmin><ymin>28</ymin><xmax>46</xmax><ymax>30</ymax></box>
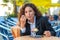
<box><xmin>28</xmin><ymin>18</ymin><xmax>31</xmax><ymax>20</ymax></box>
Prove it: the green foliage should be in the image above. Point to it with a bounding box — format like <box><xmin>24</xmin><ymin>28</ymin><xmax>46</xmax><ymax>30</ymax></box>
<box><xmin>9</xmin><ymin>0</ymin><xmax>14</xmax><ymax>4</ymax></box>
<box><xmin>9</xmin><ymin>12</ymin><xmax>17</xmax><ymax>17</ymax></box>
<box><xmin>58</xmin><ymin>0</ymin><xmax>60</xmax><ymax>4</ymax></box>
<box><xmin>38</xmin><ymin>6</ymin><xmax>48</xmax><ymax>14</ymax></box>
<box><xmin>3</xmin><ymin>0</ymin><xmax>9</xmax><ymax>3</ymax></box>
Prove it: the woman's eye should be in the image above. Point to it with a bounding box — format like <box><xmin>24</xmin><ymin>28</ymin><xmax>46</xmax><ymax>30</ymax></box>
<box><xmin>25</xmin><ymin>10</ymin><xmax>32</xmax><ymax>13</ymax></box>
<box><xmin>25</xmin><ymin>11</ymin><xmax>27</xmax><ymax>13</ymax></box>
<box><xmin>29</xmin><ymin>10</ymin><xmax>32</xmax><ymax>12</ymax></box>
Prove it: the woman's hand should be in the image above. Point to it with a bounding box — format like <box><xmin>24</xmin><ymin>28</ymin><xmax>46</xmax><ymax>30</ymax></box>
<box><xmin>44</xmin><ymin>31</ymin><xmax>51</xmax><ymax>37</ymax></box>
<box><xmin>20</xmin><ymin>15</ymin><xmax>26</xmax><ymax>28</ymax></box>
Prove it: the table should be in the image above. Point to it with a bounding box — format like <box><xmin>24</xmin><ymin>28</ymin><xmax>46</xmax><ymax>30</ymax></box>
<box><xmin>14</xmin><ymin>36</ymin><xmax>60</xmax><ymax>40</ymax></box>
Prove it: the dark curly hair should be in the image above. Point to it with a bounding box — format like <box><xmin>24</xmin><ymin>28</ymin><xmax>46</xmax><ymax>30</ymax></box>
<box><xmin>18</xmin><ymin>3</ymin><xmax>42</xmax><ymax>24</ymax></box>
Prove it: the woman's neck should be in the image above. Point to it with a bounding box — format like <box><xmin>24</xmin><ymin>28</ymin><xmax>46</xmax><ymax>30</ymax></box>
<box><xmin>29</xmin><ymin>17</ymin><xmax>34</xmax><ymax>23</ymax></box>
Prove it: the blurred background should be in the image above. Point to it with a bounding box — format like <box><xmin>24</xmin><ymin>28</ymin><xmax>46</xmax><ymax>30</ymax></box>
<box><xmin>0</xmin><ymin>0</ymin><xmax>60</xmax><ymax>40</ymax></box>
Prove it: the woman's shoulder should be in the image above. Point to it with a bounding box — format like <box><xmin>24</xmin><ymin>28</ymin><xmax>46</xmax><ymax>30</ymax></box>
<box><xmin>38</xmin><ymin>16</ymin><xmax>47</xmax><ymax>21</ymax></box>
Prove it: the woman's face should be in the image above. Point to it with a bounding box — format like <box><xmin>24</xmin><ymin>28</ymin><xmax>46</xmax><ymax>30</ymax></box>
<box><xmin>25</xmin><ymin>6</ymin><xmax>35</xmax><ymax>20</ymax></box>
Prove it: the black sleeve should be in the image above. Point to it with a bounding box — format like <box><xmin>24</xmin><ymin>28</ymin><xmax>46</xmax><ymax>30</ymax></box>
<box><xmin>20</xmin><ymin>23</ymin><xmax>30</xmax><ymax>36</ymax></box>
<box><xmin>41</xmin><ymin>17</ymin><xmax>56</xmax><ymax>36</ymax></box>
<box><xmin>20</xmin><ymin>30</ymin><xmax>26</xmax><ymax>36</ymax></box>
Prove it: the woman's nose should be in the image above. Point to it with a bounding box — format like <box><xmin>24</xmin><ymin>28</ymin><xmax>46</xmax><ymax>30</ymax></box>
<box><xmin>28</xmin><ymin>12</ymin><xmax>30</xmax><ymax>16</ymax></box>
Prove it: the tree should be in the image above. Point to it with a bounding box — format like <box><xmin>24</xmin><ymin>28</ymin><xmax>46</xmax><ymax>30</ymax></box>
<box><xmin>58</xmin><ymin>0</ymin><xmax>60</xmax><ymax>4</ymax></box>
<box><xmin>9</xmin><ymin>0</ymin><xmax>30</xmax><ymax>17</ymax></box>
<box><xmin>10</xmin><ymin>0</ymin><xmax>17</xmax><ymax>15</ymax></box>
<box><xmin>3</xmin><ymin>0</ymin><xmax>9</xmax><ymax>3</ymax></box>
<box><xmin>16</xmin><ymin>0</ymin><xmax>30</xmax><ymax>6</ymax></box>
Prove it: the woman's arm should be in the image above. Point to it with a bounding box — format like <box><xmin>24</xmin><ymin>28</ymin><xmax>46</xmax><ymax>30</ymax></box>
<box><xmin>41</xmin><ymin>17</ymin><xmax>56</xmax><ymax>36</ymax></box>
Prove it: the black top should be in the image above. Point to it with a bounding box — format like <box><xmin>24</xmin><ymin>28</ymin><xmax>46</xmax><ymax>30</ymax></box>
<box><xmin>20</xmin><ymin>16</ymin><xmax>56</xmax><ymax>36</ymax></box>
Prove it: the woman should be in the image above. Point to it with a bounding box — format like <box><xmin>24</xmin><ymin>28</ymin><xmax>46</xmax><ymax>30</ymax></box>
<box><xmin>12</xmin><ymin>3</ymin><xmax>56</xmax><ymax>38</ymax></box>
